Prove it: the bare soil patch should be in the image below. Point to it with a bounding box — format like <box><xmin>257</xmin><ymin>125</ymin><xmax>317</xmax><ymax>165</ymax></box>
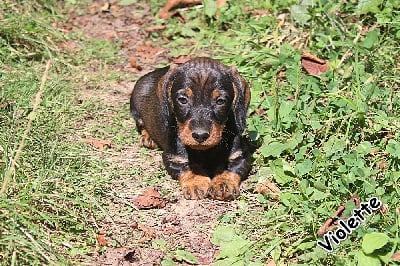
<box><xmin>65</xmin><ymin>1</ymin><xmax>242</xmax><ymax>265</ymax></box>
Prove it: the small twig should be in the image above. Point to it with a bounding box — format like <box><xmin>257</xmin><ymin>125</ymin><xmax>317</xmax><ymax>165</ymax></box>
<box><xmin>337</xmin><ymin>25</ymin><xmax>362</xmax><ymax>69</ymax></box>
<box><xmin>0</xmin><ymin>60</ymin><xmax>51</xmax><ymax>196</ymax></box>
<box><xmin>17</xmin><ymin>223</ymin><xmax>52</xmax><ymax>263</ymax></box>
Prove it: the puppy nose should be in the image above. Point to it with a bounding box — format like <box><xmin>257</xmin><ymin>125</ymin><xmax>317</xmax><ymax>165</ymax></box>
<box><xmin>192</xmin><ymin>130</ymin><xmax>210</xmax><ymax>143</ymax></box>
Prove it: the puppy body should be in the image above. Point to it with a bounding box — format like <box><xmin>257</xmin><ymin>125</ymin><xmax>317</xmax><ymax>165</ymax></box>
<box><xmin>130</xmin><ymin>57</ymin><xmax>251</xmax><ymax>201</ymax></box>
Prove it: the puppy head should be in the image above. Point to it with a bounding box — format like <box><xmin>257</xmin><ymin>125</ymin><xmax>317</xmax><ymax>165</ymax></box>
<box><xmin>160</xmin><ymin>58</ymin><xmax>250</xmax><ymax>150</ymax></box>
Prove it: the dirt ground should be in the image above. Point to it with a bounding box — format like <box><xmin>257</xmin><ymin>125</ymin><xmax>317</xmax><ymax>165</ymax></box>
<box><xmin>66</xmin><ymin>1</ymin><xmax>247</xmax><ymax>265</ymax></box>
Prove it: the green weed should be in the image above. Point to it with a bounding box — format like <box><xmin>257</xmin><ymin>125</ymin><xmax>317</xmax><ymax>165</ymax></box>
<box><xmin>160</xmin><ymin>0</ymin><xmax>400</xmax><ymax>264</ymax></box>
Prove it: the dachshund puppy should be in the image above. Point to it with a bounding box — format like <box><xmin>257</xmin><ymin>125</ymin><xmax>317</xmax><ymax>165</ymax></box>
<box><xmin>130</xmin><ymin>57</ymin><xmax>251</xmax><ymax>201</ymax></box>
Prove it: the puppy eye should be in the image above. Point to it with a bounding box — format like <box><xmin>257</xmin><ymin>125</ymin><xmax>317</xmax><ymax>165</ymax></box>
<box><xmin>216</xmin><ymin>98</ymin><xmax>226</xmax><ymax>105</ymax></box>
<box><xmin>177</xmin><ymin>96</ymin><xmax>188</xmax><ymax>105</ymax></box>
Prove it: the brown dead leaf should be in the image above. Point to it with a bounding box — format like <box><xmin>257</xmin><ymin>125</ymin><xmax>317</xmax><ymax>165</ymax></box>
<box><xmin>83</xmin><ymin>138</ymin><xmax>112</xmax><ymax>150</ymax></box>
<box><xmin>348</xmin><ymin>194</ymin><xmax>361</xmax><ymax>207</ymax></box>
<box><xmin>158</xmin><ymin>0</ymin><xmax>202</xmax><ymax>19</ymax></box>
<box><xmin>317</xmin><ymin>195</ymin><xmax>360</xmax><ymax>236</ymax></box>
<box><xmin>301</xmin><ymin>50</ymin><xmax>329</xmax><ymax>75</ymax></box>
<box><xmin>0</xmin><ymin>102</ymin><xmax>12</xmax><ymax>110</ymax></box>
<box><xmin>101</xmin><ymin>2</ymin><xmax>111</xmax><ymax>13</ymax></box>
<box><xmin>317</xmin><ymin>205</ymin><xmax>345</xmax><ymax>236</ymax></box>
<box><xmin>97</xmin><ymin>232</ymin><xmax>108</xmax><ymax>247</ymax></box>
<box><xmin>391</xmin><ymin>253</ymin><xmax>400</xmax><ymax>261</ymax></box>
<box><xmin>379</xmin><ymin>203</ymin><xmax>389</xmax><ymax>214</ymax></box>
<box><xmin>59</xmin><ymin>40</ymin><xmax>79</xmax><ymax>52</ymax></box>
<box><xmin>87</xmin><ymin>2</ymin><xmax>101</xmax><ymax>15</ymax></box>
<box><xmin>132</xmin><ymin>187</ymin><xmax>166</xmax><ymax>209</ymax></box>
<box><xmin>249</xmin><ymin>9</ymin><xmax>270</xmax><ymax>16</ymax></box>
<box><xmin>255</xmin><ymin>108</ymin><xmax>265</xmax><ymax>115</ymax></box>
<box><xmin>137</xmin><ymin>223</ymin><xmax>156</xmax><ymax>243</ymax></box>
<box><xmin>384</xmin><ymin>132</ymin><xmax>394</xmax><ymax>141</ymax></box>
<box><xmin>129</xmin><ymin>57</ymin><xmax>142</xmax><ymax>70</ymax></box>
<box><xmin>266</xmin><ymin>260</ymin><xmax>276</xmax><ymax>266</ymax></box>
<box><xmin>376</xmin><ymin>160</ymin><xmax>388</xmax><ymax>170</ymax></box>
<box><xmin>254</xmin><ymin>180</ymin><xmax>281</xmax><ymax>200</ymax></box>
<box><xmin>216</xmin><ymin>0</ymin><xmax>228</xmax><ymax>8</ymax></box>
<box><xmin>172</xmin><ymin>55</ymin><xmax>191</xmax><ymax>64</ymax></box>
<box><xmin>135</xmin><ymin>44</ymin><xmax>164</xmax><ymax>60</ymax></box>
<box><xmin>302</xmin><ymin>50</ymin><xmax>326</xmax><ymax>64</ymax></box>
<box><xmin>370</xmin><ymin>148</ymin><xmax>378</xmax><ymax>155</ymax></box>
<box><xmin>145</xmin><ymin>25</ymin><xmax>167</xmax><ymax>32</ymax></box>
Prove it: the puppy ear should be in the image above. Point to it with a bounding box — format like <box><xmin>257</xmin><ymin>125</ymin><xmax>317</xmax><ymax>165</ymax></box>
<box><xmin>156</xmin><ymin>63</ymin><xmax>178</xmax><ymax>112</ymax></box>
<box><xmin>230</xmin><ymin>66</ymin><xmax>250</xmax><ymax>134</ymax></box>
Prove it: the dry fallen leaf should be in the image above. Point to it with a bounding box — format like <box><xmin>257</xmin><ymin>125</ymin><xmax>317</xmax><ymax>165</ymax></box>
<box><xmin>266</xmin><ymin>260</ymin><xmax>277</xmax><ymax>266</ymax></box>
<box><xmin>317</xmin><ymin>205</ymin><xmax>345</xmax><ymax>237</ymax></box>
<box><xmin>59</xmin><ymin>40</ymin><xmax>79</xmax><ymax>52</ymax></box>
<box><xmin>129</xmin><ymin>57</ymin><xmax>142</xmax><ymax>70</ymax></box>
<box><xmin>254</xmin><ymin>180</ymin><xmax>281</xmax><ymax>200</ymax></box>
<box><xmin>301</xmin><ymin>50</ymin><xmax>329</xmax><ymax>75</ymax></box>
<box><xmin>348</xmin><ymin>194</ymin><xmax>361</xmax><ymax>207</ymax></box>
<box><xmin>216</xmin><ymin>0</ymin><xmax>228</xmax><ymax>8</ymax></box>
<box><xmin>379</xmin><ymin>203</ymin><xmax>389</xmax><ymax>214</ymax></box>
<box><xmin>100</xmin><ymin>2</ymin><xmax>111</xmax><ymax>12</ymax></box>
<box><xmin>83</xmin><ymin>138</ymin><xmax>112</xmax><ymax>150</ymax></box>
<box><xmin>392</xmin><ymin>252</ymin><xmax>400</xmax><ymax>261</ymax></box>
<box><xmin>144</xmin><ymin>25</ymin><xmax>167</xmax><ymax>32</ymax></box>
<box><xmin>135</xmin><ymin>44</ymin><xmax>164</xmax><ymax>60</ymax></box>
<box><xmin>172</xmin><ymin>55</ymin><xmax>191</xmax><ymax>64</ymax></box>
<box><xmin>158</xmin><ymin>0</ymin><xmax>202</xmax><ymax>19</ymax></box>
<box><xmin>97</xmin><ymin>232</ymin><xmax>108</xmax><ymax>247</ymax></box>
<box><xmin>248</xmin><ymin>9</ymin><xmax>270</xmax><ymax>16</ymax></box>
<box><xmin>376</xmin><ymin>160</ymin><xmax>388</xmax><ymax>170</ymax></box>
<box><xmin>137</xmin><ymin>223</ymin><xmax>156</xmax><ymax>243</ymax></box>
<box><xmin>132</xmin><ymin>187</ymin><xmax>166</xmax><ymax>209</ymax></box>
<box><xmin>317</xmin><ymin>195</ymin><xmax>360</xmax><ymax>236</ymax></box>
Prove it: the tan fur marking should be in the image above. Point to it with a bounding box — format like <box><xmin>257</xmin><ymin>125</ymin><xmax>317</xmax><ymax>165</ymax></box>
<box><xmin>185</xmin><ymin>88</ymin><xmax>193</xmax><ymax>97</ymax></box>
<box><xmin>243</xmin><ymin>78</ymin><xmax>251</xmax><ymax>109</ymax></box>
<box><xmin>179</xmin><ymin>170</ymin><xmax>211</xmax><ymax>200</ymax></box>
<box><xmin>169</xmin><ymin>155</ymin><xmax>189</xmax><ymax>164</ymax></box>
<box><xmin>228</xmin><ymin>150</ymin><xmax>243</xmax><ymax>162</ymax></box>
<box><xmin>212</xmin><ymin>89</ymin><xmax>221</xmax><ymax>99</ymax></box>
<box><xmin>232</xmin><ymin>84</ymin><xmax>238</xmax><ymax>109</ymax></box>
<box><xmin>177</xmin><ymin>121</ymin><xmax>224</xmax><ymax>150</ymax></box>
<box><xmin>156</xmin><ymin>75</ymin><xmax>166</xmax><ymax>103</ymax></box>
<box><xmin>167</xmin><ymin>83</ymin><xmax>173</xmax><ymax>109</ymax></box>
<box><xmin>209</xmin><ymin>171</ymin><xmax>241</xmax><ymax>201</ymax></box>
<box><xmin>139</xmin><ymin>129</ymin><xmax>158</xmax><ymax>149</ymax></box>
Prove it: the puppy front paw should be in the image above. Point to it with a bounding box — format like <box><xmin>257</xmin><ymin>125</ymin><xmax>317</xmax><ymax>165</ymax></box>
<box><xmin>139</xmin><ymin>129</ymin><xmax>158</xmax><ymax>149</ymax></box>
<box><xmin>209</xmin><ymin>171</ymin><xmax>241</xmax><ymax>201</ymax></box>
<box><xmin>179</xmin><ymin>170</ymin><xmax>211</xmax><ymax>200</ymax></box>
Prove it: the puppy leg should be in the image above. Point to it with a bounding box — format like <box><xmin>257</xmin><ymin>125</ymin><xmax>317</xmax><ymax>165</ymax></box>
<box><xmin>209</xmin><ymin>136</ymin><xmax>251</xmax><ymax>201</ymax></box>
<box><xmin>209</xmin><ymin>171</ymin><xmax>241</xmax><ymax>201</ymax></box>
<box><xmin>163</xmin><ymin>151</ymin><xmax>211</xmax><ymax>200</ymax></box>
<box><xmin>179</xmin><ymin>170</ymin><xmax>211</xmax><ymax>200</ymax></box>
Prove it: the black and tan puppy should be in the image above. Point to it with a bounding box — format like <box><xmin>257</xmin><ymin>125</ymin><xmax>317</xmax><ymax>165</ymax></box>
<box><xmin>130</xmin><ymin>57</ymin><xmax>251</xmax><ymax>201</ymax></box>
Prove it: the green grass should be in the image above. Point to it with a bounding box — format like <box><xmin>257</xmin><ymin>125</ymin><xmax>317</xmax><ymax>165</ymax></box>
<box><xmin>0</xmin><ymin>1</ymin><xmax>119</xmax><ymax>264</ymax></box>
<box><xmin>158</xmin><ymin>0</ymin><xmax>400</xmax><ymax>264</ymax></box>
<box><xmin>1</xmin><ymin>0</ymin><xmax>399</xmax><ymax>265</ymax></box>
<box><xmin>0</xmin><ymin>65</ymin><xmax>107</xmax><ymax>264</ymax></box>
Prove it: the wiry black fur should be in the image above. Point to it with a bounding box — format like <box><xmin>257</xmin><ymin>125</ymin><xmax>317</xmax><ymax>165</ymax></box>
<box><xmin>130</xmin><ymin>57</ymin><xmax>252</xmax><ymax>200</ymax></box>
